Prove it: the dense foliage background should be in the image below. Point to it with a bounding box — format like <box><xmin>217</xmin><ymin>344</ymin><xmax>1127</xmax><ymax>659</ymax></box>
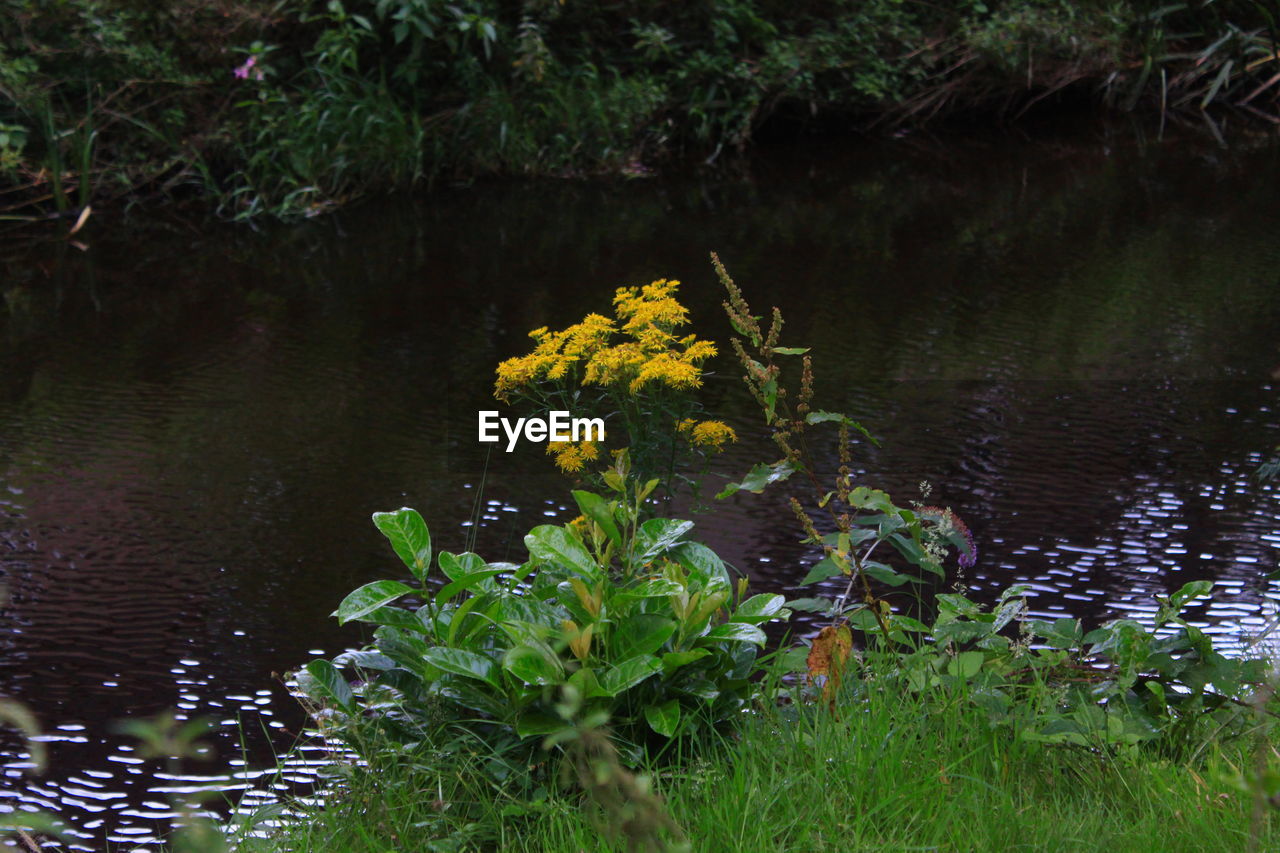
<box><xmin>1</xmin><ymin>0</ymin><xmax>1275</xmax><ymax>216</ymax></box>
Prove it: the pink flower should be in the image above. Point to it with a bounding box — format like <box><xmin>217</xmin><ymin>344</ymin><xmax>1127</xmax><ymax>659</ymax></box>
<box><xmin>233</xmin><ymin>56</ymin><xmax>257</xmax><ymax>80</ymax></box>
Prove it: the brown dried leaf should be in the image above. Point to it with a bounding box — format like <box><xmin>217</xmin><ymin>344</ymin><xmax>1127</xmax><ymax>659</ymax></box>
<box><xmin>806</xmin><ymin>624</ymin><xmax>852</xmax><ymax>679</ymax></box>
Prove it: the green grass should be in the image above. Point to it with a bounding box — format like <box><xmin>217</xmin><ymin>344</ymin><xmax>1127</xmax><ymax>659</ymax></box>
<box><xmin>238</xmin><ymin>681</ymin><xmax>1277</xmax><ymax>852</ymax></box>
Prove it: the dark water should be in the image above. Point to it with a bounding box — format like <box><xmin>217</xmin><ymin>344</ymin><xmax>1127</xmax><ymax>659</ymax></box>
<box><xmin>2</xmin><ymin>128</ymin><xmax>1280</xmax><ymax>848</ymax></box>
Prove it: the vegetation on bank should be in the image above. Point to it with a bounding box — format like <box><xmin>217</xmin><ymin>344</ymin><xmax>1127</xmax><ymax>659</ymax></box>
<box><xmin>0</xmin><ymin>0</ymin><xmax>1277</xmax><ymax>219</ymax></box>
<box><xmin>216</xmin><ymin>257</ymin><xmax>1280</xmax><ymax>852</ymax></box>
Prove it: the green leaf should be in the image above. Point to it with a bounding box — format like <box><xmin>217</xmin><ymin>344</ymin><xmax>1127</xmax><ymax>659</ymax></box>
<box><xmin>332</xmin><ymin>650</ymin><xmax>397</xmax><ymax>671</ymax></box>
<box><xmin>947</xmin><ymin>651</ymin><xmax>985</xmax><ymax>679</ymax></box>
<box><xmin>644</xmin><ymin>700</ymin><xmax>682</xmax><ymax>737</ymax></box>
<box><xmin>933</xmin><ymin>621</ymin><xmax>993</xmax><ymax>644</ymax></box>
<box><xmin>848</xmin><ymin>487</ymin><xmax>897</xmax><ymax>514</ymax></box>
<box><xmin>437</xmin><ymin>568</ymin><xmax>509</xmax><ymax>607</ymax></box>
<box><xmin>786</xmin><ymin>597</ymin><xmax>835</xmax><ymax>615</ymax></box>
<box><xmin>632</xmin><ymin>519</ymin><xmax>694</xmax><ymax>563</ymax></box>
<box><xmin>613</xmin><ymin>614</ymin><xmax>677</xmax><ymax>659</ymax></box>
<box><xmin>515</xmin><ymin>713</ymin><xmax>565</xmax><ymax>738</ymax></box>
<box><xmin>716</xmin><ymin>460</ymin><xmax>797</xmax><ymax>499</ymax></box>
<box><xmin>805</xmin><ymin>412</ymin><xmax>879</xmax><ymax>445</ymax></box>
<box><xmin>372</xmin><ymin>626</ymin><xmax>440</xmax><ymax>680</ymax></box>
<box><xmin>762</xmin><ymin>378</ymin><xmax>778</xmax><ymax>422</ymax></box>
<box><xmin>621</xmin><ymin>578</ymin><xmax>687</xmax><ymax>599</ymax></box>
<box><xmin>437</xmin><ymin>679</ymin><xmax>507</xmax><ymax>717</ymax></box>
<box><xmin>731</xmin><ymin>594</ymin><xmax>786</xmax><ymax>624</ymax></box>
<box><xmin>568</xmin><ymin>666</ymin><xmax>610</xmax><ymax>699</ymax></box>
<box><xmin>661</xmin><ymin>649</ymin><xmax>710</xmax><ymax>674</ymax></box>
<box><xmin>572</xmin><ymin>490</ymin><xmax>621</xmax><ymax>546</ymax></box>
<box><xmin>887</xmin><ymin>532</ymin><xmax>943</xmax><ymax>577</ymax></box>
<box><xmin>1026</xmin><ymin>617</ymin><xmax>1083</xmax><ymax>650</ymax></box>
<box><xmin>1157</xmin><ymin>579</ymin><xmax>1215</xmax><ymax>625</ymax></box>
<box><xmin>601</xmin><ymin>655</ymin><xmax>663</xmax><ymax>696</ymax></box>
<box><xmin>446</xmin><ymin>594</ymin><xmax>488</xmax><ymax>646</ymax></box>
<box><xmin>438</xmin><ymin>550</ymin><xmax>486</xmax><ymax>581</ymax></box>
<box><xmin>771</xmin><ymin>346</ymin><xmax>809</xmax><ymax>355</ymax></box>
<box><xmin>698</xmin><ymin>623</ymin><xmax>766</xmax><ymax>646</ymax></box>
<box><xmin>333</xmin><ymin>580</ymin><xmax>416</xmax><ymax>625</ymax></box>
<box><xmin>991</xmin><ymin>597</ymin><xmax>1024</xmax><ymax>633</ymax></box>
<box><xmin>862</xmin><ymin>561</ymin><xmax>912</xmax><ymax>587</ymax></box>
<box><xmin>422</xmin><ymin>648</ymin><xmax>501</xmax><ymax>690</ymax></box>
<box><xmin>497</xmin><ymin>595</ymin><xmax>565</xmax><ymax>628</ymax></box>
<box><xmin>503</xmin><ymin>645</ymin><xmax>564</xmax><ymax>686</ymax></box>
<box><xmin>1171</xmin><ymin>579</ymin><xmax>1214</xmax><ymax>607</ymax></box>
<box><xmin>372</xmin><ymin>508</ymin><xmax>432</xmax><ymax>581</ymax></box>
<box><xmin>800</xmin><ymin>557</ymin><xmax>844</xmax><ymax>585</ymax></box>
<box><xmin>360</xmin><ymin>605</ymin><xmax>427</xmax><ymax>633</ymax></box>
<box><xmin>525</xmin><ymin>525</ymin><xmax>598</xmax><ymax>578</ymax></box>
<box><xmin>671</xmin><ymin>542</ymin><xmax>731</xmax><ymax>588</ymax></box>
<box><xmin>301</xmin><ymin>660</ymin><xmax>355</xmax><ymax>713</ymax></box>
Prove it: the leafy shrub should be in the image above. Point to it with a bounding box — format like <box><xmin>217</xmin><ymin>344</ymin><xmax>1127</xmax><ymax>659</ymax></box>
<box><xmin>298</xmin><ymin>452</ymin><xmax>787</xmax><ymax>776</ymax></box>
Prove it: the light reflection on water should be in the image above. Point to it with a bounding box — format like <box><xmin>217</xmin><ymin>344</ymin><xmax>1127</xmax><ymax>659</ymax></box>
<box><xmin>2</xmin><ymin>129</ymin><xmax>1279</xmax><ymax>845</ymax></box>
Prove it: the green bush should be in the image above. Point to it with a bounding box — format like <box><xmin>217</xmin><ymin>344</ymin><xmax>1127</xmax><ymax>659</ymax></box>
<box><xmin>298</xmin><ymin>454</ymin><xmax>787</xmax><ymax>778</ymax></box>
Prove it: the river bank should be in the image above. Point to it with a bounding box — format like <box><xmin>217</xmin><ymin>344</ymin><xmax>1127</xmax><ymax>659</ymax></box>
<box><xmin>1</xmin><ymin>1</ymin><xmax>1277</xmax><ymax>221</ymax></box>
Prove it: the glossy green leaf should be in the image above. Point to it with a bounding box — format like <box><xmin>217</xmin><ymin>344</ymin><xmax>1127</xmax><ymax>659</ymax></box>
<box><xmin>497</xmin><ymin>595</ymin><xmax>564</xmax><ymax>628</ymax></box>
<box><xmin>332</xmin><ymin>650</ymin><xmax>397</xmax><ymax>671</ymax></box>
<box><xmin>421</xmin><ymin>648</ymin><xmax>500</xmax><ymax>690</ymax></box>
<box><xmin>525</xmin><ymin>525</ymin><xmax>598</xmax><ymax>578</ymax></box>
<box><xmin>437</xmin><ymin>568</ymin><xmax>509</xmax><ymax>607</ymax></box>
<box><xmin>372</xmin><ymin>508</ymin><xmax>432</xmax><ymax>581</ymax></box>
<box><xmin>438</xmin><ymin>551</ymin><xmax>486</xmax><ymax>582</ymax></box>
<box><xmin>333</xmin><ymin>580</ymin><xmax>416</xmax><ymax>625</ymax></box>
<box><xmin>503</xmin><ymin>645</ymin><xmax>564</xmax><ymax>686</ymax></box>
<box><xmin>662</xmin><ymin>649</ymin><xmax>710</xmax><ymax>673</ymax></box>
<box><xmin>699</xmin><ymin>623</ymin><xmax>766</xmax><ymax>646</ymax></box>
<box><xmin>372</xmin><ymin>626</ymin><xmax>440</xmax><ymax>680</ymax></box>
<box><xmin>301</xmin><ymin>660</ymin><xmax>355</xmax><ymax>714</ymax></box>
<box><xmin>359</xmin><ymin>605</ymin><xmax>427</xmax><ymax>632</ymax></box>
<box><xmin>614</xmin><ymin>614</ymin><xmax>677</xmax><ymax>660</ymax></box>
<box><xmin>632</xmin><ymin>519</ymin><xmax>694</xmax><ymax>563</ymax></box>
<box><xmin>446</xmin><ymin>594</ymin><xmax>488</xmax><ymax>646</ymax></box>
<box><xmin>671</xmin><ymin>542</ymin><xmax>732</xmax><ymax>588</ymax></box>
<box><xmin>644</xmin><ymin>700</ymin><xmax>681</xmax><ymax>737</ymax></box>
<box><xmin>731</xmin><ymin>593</ymin><xmax>786</xmax><ymax>624</ymax></box>
<box><xmin>621</xmin><ymin>578</ymin><xmax>686</xmax><ymax>599</ymax></box>
<box><xmin>601</xmin><ymin>655</ymin><xmax>663</xmax><ymax>696</ymax></box>
<box><xmin>572</xmin><ymin>490</ymin><xmax>621</xmax><ymax>546</ymax></box>
<box><xmin>770</xmin><ymin>346</ymin><xmax>809</xmax><ymax>355</ymax></box>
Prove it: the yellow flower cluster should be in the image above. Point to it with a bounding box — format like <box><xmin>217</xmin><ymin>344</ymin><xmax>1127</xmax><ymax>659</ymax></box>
<box><xmin>545</xmin><ymin>440</ymin><xmax>600</xmax><ymax>473</ymax></box>
<box><xmin>677</xmin><ymin>418</ymin><xmax>737</xmax><ymax>451</ymax></box>
<box><xmin>494</xmin><ymin>280</ymin><xmax>717</xmax><ymax>401</ymax></box>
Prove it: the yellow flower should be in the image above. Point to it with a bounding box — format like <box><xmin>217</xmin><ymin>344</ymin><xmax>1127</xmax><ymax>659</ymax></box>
<box><xmin>546</xmin><ymin>441</ymin><xmax>586</xmax><ymax>473</ymax></box>
<box><xmin>681</xmin><ymin>419</ymin><xmax>736</xmax><ymax>451</ymax></box>
<box><xmin>496</xmin><ymin>278</ymin><xmax>719</xmax><ymax>403</ymax></box>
